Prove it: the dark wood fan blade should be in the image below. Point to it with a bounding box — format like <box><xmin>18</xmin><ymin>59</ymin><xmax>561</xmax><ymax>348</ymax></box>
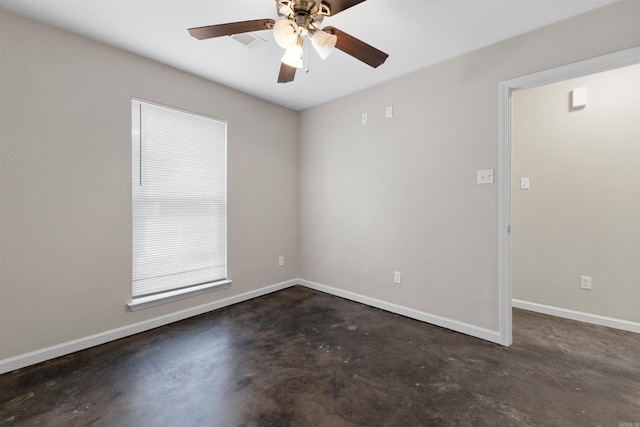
<box><xmin>323</xmin><ymin>26</ymin><xmax>388</xmax><ymax>68</ymax></box>
<box><xmin>188</xmin><ymin>19</ymin><xmax>275</xmax><ymax>40</ymax></box>
<box><xmin>323</xmin><ymin>0</ymin><xmax>367</xmax><ymax>16</ymax></box>
<box><xmin>278</xmin><ymin>62</ymin><xmax>297</xmax><ymax>83</ymax></box>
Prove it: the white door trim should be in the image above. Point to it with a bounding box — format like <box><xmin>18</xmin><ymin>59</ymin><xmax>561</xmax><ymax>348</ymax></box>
<box><xmin>498</xmin><ymin>45</ymin><xmax>640</xmax><ymax>347</ymax></box>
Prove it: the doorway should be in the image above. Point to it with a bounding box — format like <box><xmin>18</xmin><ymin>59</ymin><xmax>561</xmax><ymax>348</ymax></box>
<box><xmin>498</xmin><ymin>46</ymin><xmax>640</xmax><ymax>346</ymax></box>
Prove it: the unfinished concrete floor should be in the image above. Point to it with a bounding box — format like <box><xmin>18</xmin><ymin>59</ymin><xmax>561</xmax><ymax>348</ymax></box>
<box><xmin>1</xmin><ymin>285</ymin><xmax>639</xmax><ymax>426</ymax></box>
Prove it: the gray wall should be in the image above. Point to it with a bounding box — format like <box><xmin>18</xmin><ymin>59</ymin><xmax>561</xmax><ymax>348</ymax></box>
<box><xmin>0</xmin><ymin>10</ymin><xmax>299</xmax><ymax>359</ymax></box>
<box><xmin>1</xmin><ymin>0</ymin><xmax>640</xmax><ymax>363</ymax></box>
<box><xmin>298</xmin><ymin>0</ymin><xmax>640</xmax><ymax>331</ymax></box>
<box><xmin>512</xmin><ymin>64</ymin><xmax>640</xmax><ymax>322</ymax></box>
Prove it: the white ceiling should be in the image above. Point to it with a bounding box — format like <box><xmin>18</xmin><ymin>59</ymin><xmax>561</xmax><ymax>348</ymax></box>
<box><xmin>0</xmin><ymin>0</ymin><xmax>620</xmax><ymax>111</ymax></box>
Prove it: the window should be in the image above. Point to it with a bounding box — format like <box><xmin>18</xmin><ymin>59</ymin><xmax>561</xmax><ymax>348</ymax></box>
<box><xmin>130</xmin><ymin>99</ymin><xmax>228</xmax><ymax>309</ymax></box>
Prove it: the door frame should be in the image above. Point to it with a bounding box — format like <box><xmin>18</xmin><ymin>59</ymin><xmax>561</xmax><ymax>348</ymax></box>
<box><xmin>498</xmin><ymin>46</ymin><xmax>640</xmax><ymax>346</ymax></box>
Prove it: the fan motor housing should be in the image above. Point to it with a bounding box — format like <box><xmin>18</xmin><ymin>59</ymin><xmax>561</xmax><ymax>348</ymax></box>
<box><xmin>278</xmin><ymin>0</ymin><xmax>331</xmax><ymax>18</ymax></box>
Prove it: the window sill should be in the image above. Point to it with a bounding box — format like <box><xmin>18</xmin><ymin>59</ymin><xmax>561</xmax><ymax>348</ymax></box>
<box><xmin>128</xmin><ymin>279</ymin><xmax>232</xmax><ymax>311</ymax></box>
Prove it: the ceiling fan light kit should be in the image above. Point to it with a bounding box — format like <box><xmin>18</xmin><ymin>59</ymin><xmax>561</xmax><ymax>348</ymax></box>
<box><xmin>273</xmin><ymin>18</ymin><xmax>299</xmax><ymax>49</ymax></box>
<box><xmin>187</xmin><ymin>0</ymin><xmax>388</xmax><ymax>83</ymax></box>
<box><xmin>281</xmin><ymin>38</ymin><xmax>304</xmax><ymax>68</ymax></box>
<box><xmin>311</xmin><ymin>30</ymin><xmax>337</xmax><ymax>60</ymax></box>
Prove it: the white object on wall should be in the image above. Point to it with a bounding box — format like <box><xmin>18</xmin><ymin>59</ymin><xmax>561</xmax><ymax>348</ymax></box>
<box><xmin>571</xmin><ymin>86</ymin><xmax>587</xmax><ymax>109</ymax></box>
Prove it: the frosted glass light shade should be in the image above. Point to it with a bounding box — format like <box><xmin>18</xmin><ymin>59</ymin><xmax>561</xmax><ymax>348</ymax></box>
<box><xmin>311</xmin><ymin>30</ymin><xmax>337</xmax><ymax>60</ymax></box>
<box><xmin>273</xmin><ymin>19</ymin><xmax>299</xmax><ymax>49</ymax></box>
<box><xmin>281</xmin><ymin>42</ymin><xmax>304</xmax><ymax>68</ymax></box>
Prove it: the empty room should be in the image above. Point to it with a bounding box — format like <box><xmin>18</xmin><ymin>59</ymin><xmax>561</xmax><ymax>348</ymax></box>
<box><xmin>1</xmin><ymin>0</ymin><xmax>639</xmax><ymax>425</ymax></box>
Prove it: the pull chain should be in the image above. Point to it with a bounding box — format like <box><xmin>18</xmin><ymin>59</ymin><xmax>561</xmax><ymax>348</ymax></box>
<box><xmin>305</xmin><ymin>37</ymin><xmax>310</xmax><ymax>74</ymax></box>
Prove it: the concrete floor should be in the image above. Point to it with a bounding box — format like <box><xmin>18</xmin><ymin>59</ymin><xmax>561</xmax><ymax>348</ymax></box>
<box><xmin>1</xmin><ymin>285</ymin><xmax>639</xmax><ymax>426</ymax></box>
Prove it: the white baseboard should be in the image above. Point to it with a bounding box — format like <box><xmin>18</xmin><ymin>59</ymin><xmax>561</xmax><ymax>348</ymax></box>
<box><xmin>299</xmin><ymin>279</ymin><xmax>502</xmax><ymax>344</ymax></box>
<box><xmin>0</xmin><ymin>279</ymin><xmax>298</xmax><ymax>375</ymax></box>
<box><xmin>512</xmin><ymin>299</ymin><xmax>640</xmax><ymax>334</ymax></box>
<box><xmin>1</xmin><ymin>278</ymin><xmax>507</xmax><ymax>375</ymax></box>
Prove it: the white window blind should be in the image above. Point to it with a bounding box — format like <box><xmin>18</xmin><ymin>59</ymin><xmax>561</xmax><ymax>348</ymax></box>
<box><xmin>132</xmin><ymin>99</ymin><xmax>227</xmax><ymax>298</ymax></box>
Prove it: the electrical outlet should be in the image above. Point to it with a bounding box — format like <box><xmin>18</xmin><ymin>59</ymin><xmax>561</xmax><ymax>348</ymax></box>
<box><xmin>394</xmin><ymin>271</ymin><xmax>402</xmax><ymax>284</ymax></box>
<box><xmin>278</xmin><ymin>256</ymin><xmax>284</xmax><ymax>266</ymax></box>
<box><xmin>580</xmin><ymin>275</ymin><xmax>592</xmax><ymax>290</ymax></box>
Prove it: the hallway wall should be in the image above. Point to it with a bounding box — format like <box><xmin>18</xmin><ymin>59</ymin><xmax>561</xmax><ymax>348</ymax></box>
<box><xmin>512</xmin><ymin>64</ymin><xmax>640</xmax><ymax>323</ymax></box>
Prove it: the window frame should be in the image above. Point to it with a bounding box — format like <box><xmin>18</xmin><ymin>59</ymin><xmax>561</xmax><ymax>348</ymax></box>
<box><xmin>128</xmin><ymin>98</ymin><xmax>230</xmax><ymax>311</ymax></box>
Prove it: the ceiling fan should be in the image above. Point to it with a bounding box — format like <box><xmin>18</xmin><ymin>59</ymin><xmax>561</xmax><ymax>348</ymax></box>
<box><xmin>188</xmin><ymin>0</ymin><xmax>389</xmax><ymax>83</ymax></box>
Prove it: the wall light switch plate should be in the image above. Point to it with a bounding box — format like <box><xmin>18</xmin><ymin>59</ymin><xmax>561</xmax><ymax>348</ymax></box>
<box><xmin>362</xmin><ymin>112</ymin><xmax>368</xmax><ymax>124</ymax></box>
<box><xmin>477</xmin><ymin>169</ymin><xmax>494</xmax><ymax>184</ymax></box>
<box><xmin>520</xmin><ymin>177</ymin><xmax>530</xmax><ymax>189</ymax></box>
<box><xmin>393</xmin><ymin>271</ymin><xmax>402</xmax><ymax>284</ymax></box>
